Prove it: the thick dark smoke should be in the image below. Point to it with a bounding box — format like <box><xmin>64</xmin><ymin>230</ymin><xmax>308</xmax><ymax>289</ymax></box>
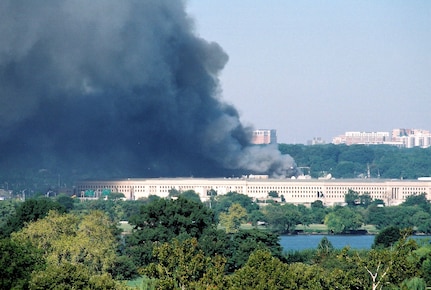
<box><xmin>0</xmin><ymin>0</ymin><xmax>298</xmax><ymax>180</ymax></box>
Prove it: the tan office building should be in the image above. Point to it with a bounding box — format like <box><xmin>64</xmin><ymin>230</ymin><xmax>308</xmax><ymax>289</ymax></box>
<box><xmin>75</xmin><ymin>177</ymin><xmax>431</xmax><ymax>206</ymax></box>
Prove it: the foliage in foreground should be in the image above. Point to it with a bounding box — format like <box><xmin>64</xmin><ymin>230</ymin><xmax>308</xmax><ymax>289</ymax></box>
<box><xmin>3</xmin><ymin>195</ymin><xmax>431</xmax><ymax>289</ymax></box>
<box><xmin>6</xmin><ymin>210</ymin><xmax>126</xmax><ymax>289</ymax></box>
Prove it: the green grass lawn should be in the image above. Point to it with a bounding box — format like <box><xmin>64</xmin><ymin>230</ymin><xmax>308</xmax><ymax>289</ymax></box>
<box><xmin>295</xmin><ymin>224</ymin><xmax>378</xmax><ymax>234</ymax></box>
<box><xmin>295</xmin><ymin>224</ymin><xmax>328</xmax><ymax>233</ymax></box>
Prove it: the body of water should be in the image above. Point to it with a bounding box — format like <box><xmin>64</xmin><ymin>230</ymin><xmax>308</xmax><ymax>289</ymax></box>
<box><xmin>280</xmin><ymin>234</ymin><xmax>375</xmax><ymax>251</ymax></box>
<box><xmin>280</xmin><ymin>235</ymin><xmax>431</xmax><ymax>252</ymax></box>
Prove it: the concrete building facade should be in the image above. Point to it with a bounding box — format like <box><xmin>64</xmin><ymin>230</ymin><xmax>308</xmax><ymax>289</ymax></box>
<box><xmin>251</xmin><ymin>129</ymin><xmax>277</xmax><ymax>145</ymax></box>
<box><xmin>75</xmin><ymin>177</ymin><xmax>431</xmax><ymax>207</ymax></box>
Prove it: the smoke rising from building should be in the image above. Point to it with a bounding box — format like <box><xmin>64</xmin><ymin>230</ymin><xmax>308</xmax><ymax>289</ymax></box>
<box><xmin>0</xmin><ymin>0</ymin><xmax>297</xmax><ymax>179</ymax></box>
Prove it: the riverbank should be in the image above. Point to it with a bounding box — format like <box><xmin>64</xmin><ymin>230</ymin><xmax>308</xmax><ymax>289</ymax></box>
<box><xmin>294</xmin><ymin>224</ymin><xmax>379</xmax><ymax>235</ymax></box>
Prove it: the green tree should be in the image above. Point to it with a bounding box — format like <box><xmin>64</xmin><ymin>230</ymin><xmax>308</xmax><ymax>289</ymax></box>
<box><xmin>279</xmin><ymin>143</ymin><xmax>431</xmax><ymax>179</ymax></box>
<box><xmin>248</xmin><ymin>209</ymin><xmax>266</xmax><ymax>226</ymax></box>
<box><xmin>378</xmin><ymin>206</ymin><xmax>421</xmax><ymax>229</ymax></box>
<box><xmin>168</xmin><ymin>188</ymin><xmax>180</xmax><ymax>198</ymax></box>
<box><xmin>324</xmin><ymin>206</ymin><xmax>363</xmax><ymax>234</ymax></box>
<box><xmin>317</xmin><ymin>237</ymin><xmax>334</xmax><ymax>257</ymax></box>
<box><xmin>0</xmin><ymin>199</ymin><xmax>17</xmax><ymax>228</ymax></box>
<box><xmin>365</xmin><ymin>204</ymin><xmax>387</xmax><ymax>229</ymax></box>
<box><xmin>414</xmin><ymin>243</ymin><xmax>431</xmax><ymax>285</ymax></box>
<box><xmin>107</xmin><ymin>192</ymin><xmax>125</xmax><ymax>200</ymax></box>
<box><xmin>324</xmin><ymin>212</ymin><xmax>344</xmax><ymax>233</ymax></box>
<box><xmin>55</xmin><ymin>194</ymin><xmax>75</xmax><ymax>211</ymax></box>
<box><xmin>1</xmin><ymin>197</ymin><xmax>66</xmax><ymax>237</ymax></box>
<box><xmin>227</xmin><ymin>229</ymin><xmax>283</xmax><ymax>272</ymax></box>
<box><xmin>141</xmin><ymin>238</ymin><xmax>227</xmax><ymax>290</ymax></box>
<box><xmin>373</xmin><ymin>226</ymin><xmax>401</xmax><ymax>248</ymax></box>
<box><xmin>333</xmin><ymin>161</ymin><xmax>357</xmax><ymax>178</ymax></box>
<box><xmin>268</xmin><ymin>190</ymin><xmax>279</xmax><ymax>198</ymax></box>
<box><xmin>128</xmin><ymin>196</ymin><xmax>214</xmax><ymax>241</ymax></box>
<box><xmin>126</xmin><ymin>197</ymin><xmax>215</xmax><ymax>267</ymax></box>
<box><xmin>212</xmin><ymin>192</ymin><xmax>259</xmax><ymax>219</ymax></box>
<box><xmin>385</xmin><ymin>232</ymin><xmax>421</xmax><ymax>287</ymax></box>
<box><xmin>12</xmin><ymin>210</ymin><xmax>117</xmax><ymax>275</ymax></box>
<box><xmin>339</xmin><ymin>145</ymin><xmax>375</xmax><ymax>164</ymax></box>
<box><xmin>411</xmin><ymin>211</ymin><xmax>431</xmax><ymax>233</ymax></box>
<box><xmin>297</xmin><ymin>204</ymin><xmax>312</xmax><ymax>226</ymax></box>
<box><xmin>360</xmin><ymin>229</ymin><xmax>420</xmax><ymax>288</ymax></box>
<box><xmin>29</xmin><ymin>262</ymin><xmax>127</xmax><ymax>290</ymax></box>
<box><xmin>0</xmin><ymin>238</ymin><xmax>45</xmax><ymax>289</ymax></box>
<box><xmin>402</xmin><ymin>193</ymin><xmax>431</xmax><ymax>213</ymax></box>
<box><xmin>263</xmin><ymin>203</ymin><xmax>302</xmax><ymax>234</ymax></box>
<box><xmin>228</xmin><ymin>249</ymin><xmax>347</xmax><ymax>290</ymax></box>
<box><xmin>198</xmin><ymin>228</ymin><xmax>283</xmax><ymax>274</ymax></box>
<box><xmin>345</xmin><ymin>189</ymin><xmax>359</xmax><ymax>207</ymax></box>
<box><xmin>310</xmin><ymin>200</ymin><xmax>327</xmax><ymax>224</ymax></box>
<box><xmin>219</xmin><ymin>203</ymin><xmax>247</xmax><ymax>233</ymax></box>
<box><xmin>109</xmin><ymin>255</ymin><xmax>138</xmax><ymax>280</ymax></box>
<box><xmin>400</xmin><ymin>277</ymin><xmax>426</xmax><ymax>290</ymax></box>
<box><xmin>311</xmin><ymin>200</ymin><xmax>324</xmax><ymax>209</ymax></box>
<box><xmin>359</xmin><ymin>193</ymin><xmax>373</xmax><ymax>208</ymax></box>
<box><xmin>198</xmin><ymin>228</ymin><xmax>230</xmax><ymax>259</ymax></box>
<box><xmin>179</xmin><ymin>190</ymin><xmax>201</xmax><ymax>203</ymax></box>
<box><xmin>227</xmin><ymin>250</ymin><xmax>291</xmax><ymax>290</ymax></box>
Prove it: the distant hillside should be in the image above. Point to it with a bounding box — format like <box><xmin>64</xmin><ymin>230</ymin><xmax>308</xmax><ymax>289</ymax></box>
<box><xmin>279</xmin><ymin>143</ymin><xmax>431</xmax><ymax>179</ymax></box>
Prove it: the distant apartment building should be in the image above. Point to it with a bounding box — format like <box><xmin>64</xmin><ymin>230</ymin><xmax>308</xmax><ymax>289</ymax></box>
<box><xmin>391</xmin><ymin>129</ymin><xmax>431</xmax><ymax>148</ymax></box>
<box><xmin>251</xmin><ymin>129</ymin><xmax>277</xmax><ymax>145</ymax></box>
<box><xmin>332</xmin><ymin>131</ymin><xmax>390</xmax><ymax>145</ymax></box>
<box><xmin>307</xmin><ymin>137</ymin><xmax>326</xmax><ymax>145</ymax></box>
<box><xmin>332</xmin><ymin>129</ymin><xmax>431</xmax><ymax>148</ymax></box>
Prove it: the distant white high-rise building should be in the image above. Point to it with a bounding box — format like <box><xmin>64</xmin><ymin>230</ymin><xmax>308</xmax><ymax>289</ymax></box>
<box><xmin>332</xmin><ymin>128</ymin><xmax>431</xmax><ymax>148</ymax></box>
<box><xmin>332</xmin><ymin>131</ymin><xmax>390</xmax><ymax>145</ymax></box>
<box><xmin>392</xmin><ymin>128</ymin><xmax>431</xmax><ymax>148</ymax></box>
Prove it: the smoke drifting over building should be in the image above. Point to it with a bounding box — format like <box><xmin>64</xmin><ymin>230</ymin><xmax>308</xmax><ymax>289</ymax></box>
<box><xmin>0</xmin><ymin>0</ymin><xmax>297</xmax><ymax>178</ymax></box>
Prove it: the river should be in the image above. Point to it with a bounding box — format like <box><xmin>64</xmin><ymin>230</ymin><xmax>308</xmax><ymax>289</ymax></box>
<box><xmin>280</xmin><ymin>234</ymin><xmax>431</xmax><ymax>252</ymax></box>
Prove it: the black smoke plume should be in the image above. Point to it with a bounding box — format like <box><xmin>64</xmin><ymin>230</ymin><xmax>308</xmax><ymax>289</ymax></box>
<box><xmin>0</xmin><ymin>0</ymin><xmax>298</xmax><ymax>180</ymax></box>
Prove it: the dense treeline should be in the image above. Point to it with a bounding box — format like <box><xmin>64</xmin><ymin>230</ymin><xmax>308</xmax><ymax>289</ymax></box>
<box><xmin>279</xmin><ymin>143</ymin><xmax>431</xmax><ymax>179</ymax></box>
<box><xmin>2</xmin><ymin>191</ymin><xmax>431</xmax><ymax>289</ymax></box>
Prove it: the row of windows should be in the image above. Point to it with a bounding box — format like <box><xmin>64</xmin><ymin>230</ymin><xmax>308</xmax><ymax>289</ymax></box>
<box><xmin>77</xmin><ymin>183</ymin><xmax>429</xmax><ymax>199</ymax></box>
<box><xmin>248</xmin><ymin>186</ymin><xmax>323</xmax><ymax>190</ymax></box>
<box><xmin>291</xmin><ymin>195</ymin><xmax>323</xmax><ymax>198</ymax></box>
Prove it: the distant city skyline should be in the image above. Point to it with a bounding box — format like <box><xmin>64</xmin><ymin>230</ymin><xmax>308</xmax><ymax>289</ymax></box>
<box><xmin>187</xmin><ymin>1</ymin><xmax>431</xmax><ymax>144</ymax></box>
<box><xmin>332</xmin><ymin>128</ymin><xmax>431</xmax><ymax>148</ymax></box>
<box><xmin>254</xmin><ymin>127</ymin><xmax>431</xmax><ymax>146</ymax></box>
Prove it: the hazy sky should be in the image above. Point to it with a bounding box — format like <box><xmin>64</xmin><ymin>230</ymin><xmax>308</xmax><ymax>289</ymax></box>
<box><xmin>187</xmin><ymin>1</ymin><xmax>431</xmax><ymax>144</ymax></box>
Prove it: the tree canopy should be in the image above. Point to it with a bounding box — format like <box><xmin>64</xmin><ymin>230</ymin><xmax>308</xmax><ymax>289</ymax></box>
<box><xmin>126</xmin><ymin>196</ymin><xmax>215</xmax><ymax>267</ymax></box>
<box><xmin>1</xmin><ymin>197</ymin><xmax>66</xmax><ymax>238</ymax></box>
<box><xmin>0</xmin><ymin>238</ymin><xmax>44</xmax><ymax>289</ymax></box>
<box><xmin>279</xmin><ymin>143</ymin><xmax>431</xmax><ymax>179</ymax></box>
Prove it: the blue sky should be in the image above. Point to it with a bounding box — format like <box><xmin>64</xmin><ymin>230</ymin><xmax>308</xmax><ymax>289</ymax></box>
<box><xmin>187</xmin><ymin>1</ymin><xmax>431</xmax><ymax>144</ymax></box>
